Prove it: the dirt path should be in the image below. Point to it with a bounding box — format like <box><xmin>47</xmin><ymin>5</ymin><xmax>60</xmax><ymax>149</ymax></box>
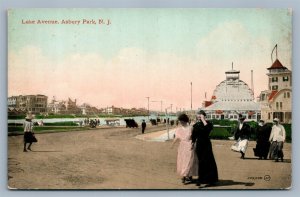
<box><xmin>8</xmin><ymin>125</ymin><xmax>291</xmax><ymax>189</ymax></box>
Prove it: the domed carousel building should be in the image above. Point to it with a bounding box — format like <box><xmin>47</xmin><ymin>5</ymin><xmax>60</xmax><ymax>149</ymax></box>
<box><xmin>201</xmin><ymin>63</ymin><xmax>261</xmax><ymax>121</ymax></box>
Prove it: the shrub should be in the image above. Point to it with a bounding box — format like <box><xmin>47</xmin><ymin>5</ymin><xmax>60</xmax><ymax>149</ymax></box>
<box><xmin>210</xmin><ymin>126</ymin><xmax>232</xmax><ymax>139</ymax></box>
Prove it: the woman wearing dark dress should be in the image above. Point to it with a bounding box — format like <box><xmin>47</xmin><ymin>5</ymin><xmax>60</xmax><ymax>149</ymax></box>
<box><xmin>254</xmin><ymin>120</ymin><xmax>272</xmax><ymax>160</ymax></box>
<box><xmin>191</xmin><ymin>110</ymin><xmax>218</xmax><ymax>186</ymax></box>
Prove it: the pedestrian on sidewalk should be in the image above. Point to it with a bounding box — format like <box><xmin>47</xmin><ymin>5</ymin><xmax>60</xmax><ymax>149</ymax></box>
<box><xmin>253</xmin><ymin>120</ymin><xmax>271</xmax><ymax>160</ymax></box>
<box><xmin>191</xmin><ymin>110</ymin><xmax>218</xmax><ymax>186</ymax></box>
<box><xmin>269</xmin><ymin>118</ymin><xmax>286</xmax><ymax>162</ymax></box>
<box><xmin>231</xmin><ymin>114</ymin><xmax>251</xmax><ymax>159</ymax></box>
<box><xmin>141</xmin><ymin>120</ymin><xmax>146</xmax><ymax>134</ymax></box>
<box><xmin>23</xmin><ymin>113</ymin><xmax>37</xmax><ymax>152</ymax></box>
<box><xmin>172</xmin><ymin>113</ymin><xmax>198</xmax><ymax>184</ymax></box>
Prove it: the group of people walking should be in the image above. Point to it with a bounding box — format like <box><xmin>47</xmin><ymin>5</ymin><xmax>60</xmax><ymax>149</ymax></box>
<box><xmin>172</xmin><ymin>110</ymin><xmax>218</xmax><ymax>187</ymax></box>
<box><xmin>231</xmin><ymin>114</ymin><xmax>286</xmax><ymax>162</ymax></box>
<box><xmin>172</xmin><ymin>110</ymin><xmax>287</xmax><ymax>187</ymax></box>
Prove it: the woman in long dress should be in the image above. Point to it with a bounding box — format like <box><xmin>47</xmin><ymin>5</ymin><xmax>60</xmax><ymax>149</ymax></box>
<box><xmin>172</xmin><ymin>113</ymin><xmax>198</xmax><ymax>184</ymax></box>
<box><xmin>191</xmin><ymin>110</ymin><xmax>218</xmax><ymax>186</ymax></box>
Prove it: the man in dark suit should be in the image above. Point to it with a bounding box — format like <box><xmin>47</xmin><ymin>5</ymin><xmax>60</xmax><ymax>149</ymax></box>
<box><xmin>141</xmin><ymin>120</ymin><xmax>146</xmax><ymax>134</ymax></box>
<box><xmin>232</xmin><ymin>114</ymin><xmax>251</xmax><ymax>159</ymax></box>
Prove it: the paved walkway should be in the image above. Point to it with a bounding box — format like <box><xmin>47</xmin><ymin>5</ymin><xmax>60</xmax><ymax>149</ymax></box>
<box><xmin>8</xmin><ymin>127</ymin><xmax>292</xmax><ymax>189</ymax></box>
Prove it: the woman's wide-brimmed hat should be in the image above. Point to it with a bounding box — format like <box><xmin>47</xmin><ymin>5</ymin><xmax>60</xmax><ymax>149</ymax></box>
<box><xmin>197</xmin><ymin>110</ymin><xmax>206</xmax><ymax>116</ymax></box>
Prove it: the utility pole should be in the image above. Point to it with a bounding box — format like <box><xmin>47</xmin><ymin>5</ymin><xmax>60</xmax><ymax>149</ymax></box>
<box><xmin>191</xmin><ymin>82</ymin><xmax>193</xmax><ymax>112</ymax></box>
<box><xmin>146</xmin><ymin>97</ymin><xmax>149</xmax><ymax>120</ymax></box>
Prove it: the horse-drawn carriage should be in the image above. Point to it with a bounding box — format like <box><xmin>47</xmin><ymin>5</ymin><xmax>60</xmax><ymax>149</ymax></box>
<box><xmin>105</xmin><ymin>118</ymin><xmax>120</xmax><ymax>126</ymax></box>
<box><xmin>124</xmin><ymin>119</ymin><xmax>138</xmax><ymax>128</ymax></box>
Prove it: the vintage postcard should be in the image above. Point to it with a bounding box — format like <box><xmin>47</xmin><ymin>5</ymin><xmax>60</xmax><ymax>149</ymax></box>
<box><xmin>8</xmin><ymin>8</ymin><xmax>292</xmax><ymax>189</ymax></box>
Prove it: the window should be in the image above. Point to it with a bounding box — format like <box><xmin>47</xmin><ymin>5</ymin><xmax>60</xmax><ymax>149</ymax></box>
<box><xmin>272</xmin><ymin>85</ymin><xmax>278</xmax><ymax>90</ymax></box>
<box><xmin>284</xmin><ymin>92</ymin><xmax>286</xmax><ymax>98</ymax></box>
<box><xmin>287</xmin><ymin>92</ymin><xmax>290</xmax><ymax>98</ymax></box>
<box><xmin>276</xmin><ymin>102</ymin><xmax>279</xmax><ymax>110</ymax></box>
<box><xmin>283</xmin><ymin>76</ymin><xmax>289</xmax><ymax>82</ymax></box>
<box><xmin>280</xmin><ymin>102</ymin><xmax>283</xmax><ymax>110</ymax></box>
<box><xmin>272</xmin><ymin>77</ymin><xmax>278</xmax><ymax>82</ymax></box>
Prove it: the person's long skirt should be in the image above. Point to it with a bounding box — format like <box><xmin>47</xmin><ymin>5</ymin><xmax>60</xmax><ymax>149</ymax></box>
<box><xmin>254</xmin><ymin>141</ymin><xmax>270</xmax><ymax>158</ymax></box>
<box><xmin>177</xmin><ymin>141</ymin><xmax>198</xmax><ymax>177</ymax></box>
<box><xmin>24</xmin><ymin>132</ymin><xmax>37</xmax><ymax>143</ymax></box>
<box><xmin>196</xmin><ymin>139</ymin><xmax>218</xmax><ymax>184</ymax></box>
<box><xmin>231</xmin><ymin>139</ymin><xmax>249</xmax><ymax>153</ymax></box>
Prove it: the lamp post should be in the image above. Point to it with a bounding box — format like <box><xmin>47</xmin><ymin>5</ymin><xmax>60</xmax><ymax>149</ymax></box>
<box><xmin>165</xmin><ymin>104</ymin><xmax>173</xmax><ymax>140</ymax></box>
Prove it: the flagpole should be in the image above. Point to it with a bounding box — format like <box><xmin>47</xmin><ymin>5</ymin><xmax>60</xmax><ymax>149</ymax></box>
<box><xmin>271</xmin><ymin>44</ymin><xmax>278</xmax><ymax>63</ymax></box>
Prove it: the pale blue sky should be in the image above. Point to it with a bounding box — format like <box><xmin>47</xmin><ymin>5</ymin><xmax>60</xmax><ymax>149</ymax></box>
<box><xmin>8</xmin><ymin>8</ymin><xmax>292</xmax><ymax>109</ymax></box>
<box><xmin>9</xmin><ymin>8</ymin><xmax>292</xmax><ymax>61</ymax></box>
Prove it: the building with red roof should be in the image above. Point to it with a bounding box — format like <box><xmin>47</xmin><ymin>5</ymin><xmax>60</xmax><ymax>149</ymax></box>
<box><xmin>258</xmin><ymin>57</ymin><xmax>292</xmax><ymax>123</ymax></box>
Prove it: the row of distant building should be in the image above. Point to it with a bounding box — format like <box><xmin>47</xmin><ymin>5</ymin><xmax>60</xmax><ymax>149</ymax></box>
<box><xmin>8</xmin><ymin>52</ymin><xmax>292</xmax><ymax>124</ymax></box>
<box><xmin>7</xmin><ymin>96</ymin><xmax>148</xmax><ymax>116</ymax></box>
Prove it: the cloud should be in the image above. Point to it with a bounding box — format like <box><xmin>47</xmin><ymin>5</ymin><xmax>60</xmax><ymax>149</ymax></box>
<box><xmin>194</xmin><ymin>21</ymin><xmax>292</xmax><ymax>97</ymax></box>
<box><xmin>8</xmin><ymin>19</ymin><xmax>292</xmax><ymax>110</ymax></box>
<box><xmin>8</xmin><ymin>45</ymin><xmax>207</xmax><ymax>110</ymax></box>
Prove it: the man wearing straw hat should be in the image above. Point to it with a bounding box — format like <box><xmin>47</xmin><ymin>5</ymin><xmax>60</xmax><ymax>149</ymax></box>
<box><xmin>269</xmin><ymin>118</ymin><xmax>286</xmax><ymax>162</ymax></box>
<box><xmin>23</xmin><ymin>112</ymin><xmax>37</xmax><ymax>152</ymax></box>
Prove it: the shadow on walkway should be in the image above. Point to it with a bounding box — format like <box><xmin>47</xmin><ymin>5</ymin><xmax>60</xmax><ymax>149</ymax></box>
<box><xmin>184</xmin><ymin>179</ymin><xmax>255</xmax><ymax>188</ymax></box>
<box><xmin>212</xmin><ymin>179</ymin><xmax>255</xmax><ymax>187</ymax></box>
<box><xmin>31</xmin><ymin>150</ymin><xmax>63</xmax><ymax>153</ymax></box>
<box><xmin>243</xmin><ymin>157</ymin><xmax>291</xmax><ymax>163</ymax></box>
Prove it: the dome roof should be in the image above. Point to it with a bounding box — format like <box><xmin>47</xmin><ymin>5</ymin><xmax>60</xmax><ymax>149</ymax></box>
<box><xmin>212</xmin><ymin>79</ymin><xmax>254</xmax><ymax>102</ymax></box>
